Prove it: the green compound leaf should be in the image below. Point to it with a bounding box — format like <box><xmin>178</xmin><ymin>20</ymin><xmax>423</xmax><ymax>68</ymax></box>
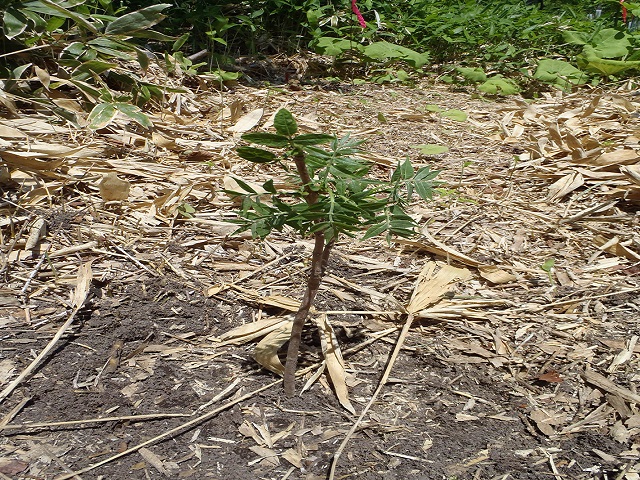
<box><xmin>362</xmin><ymin>221</ymin><xmax>389</xmax><ymax>240</ymax></box>
<box><xmin>237</xmin><ymin>146</ymin><xmax>278</xmax><ymax>163</ymax></box>
<box><xmin>274</xmin><ymin>108</ymin><xmax>298</xmax><ymax>137</ymax></box>
<box><xmin>314</xmin><ymin>36</ymin><xmax>363</xmax><ymax>56</ymax></box>
<box><xmin>292</xmin><ymin>133</ymin><xmax>335</xmax><ymax>146</ymax></box>
<box><xmin>242</xmin><ymin>132</ymin><xmax>290</xmax><ymax>148</ymax></box>
<box><xmin>363</xmin><ymin>41</ymin><xmax>429</xmax><ymax>68</ymax></box>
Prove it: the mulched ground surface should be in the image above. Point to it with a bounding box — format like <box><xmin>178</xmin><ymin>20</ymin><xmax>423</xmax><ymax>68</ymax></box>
<box><xmin>1</xmin><ymin>77</ymin><xmax>639</xmax><ymax>480</ymax></box>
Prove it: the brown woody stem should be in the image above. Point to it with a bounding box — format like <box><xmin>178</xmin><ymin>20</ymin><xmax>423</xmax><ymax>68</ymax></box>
<box><xmin>283</xmin><ymin>150</ymin><xmax>334</xmax><ymax>397</ymax></box>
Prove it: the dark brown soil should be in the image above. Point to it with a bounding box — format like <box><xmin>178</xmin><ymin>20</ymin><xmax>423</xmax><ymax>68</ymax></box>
<box><xmin>1</xmin><ymin>271</ymin><xmax>631</xmax><ymax>480</ymax></box>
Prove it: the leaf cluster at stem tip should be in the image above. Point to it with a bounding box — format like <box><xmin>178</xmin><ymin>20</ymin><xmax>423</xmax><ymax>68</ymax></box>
<box><xmin>230</xmin><ymin>108</ymin><xmax>441</xmax><ymax>244</ymax></box>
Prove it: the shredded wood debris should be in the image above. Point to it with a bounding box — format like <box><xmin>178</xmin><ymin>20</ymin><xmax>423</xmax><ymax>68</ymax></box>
<box><xmin>1</xmin><ymin>78</ymin><xmax>639</xmax><ymax>479</ymax></box>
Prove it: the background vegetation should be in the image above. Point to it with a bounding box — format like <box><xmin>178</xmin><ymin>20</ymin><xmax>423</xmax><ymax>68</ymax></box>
<box><xmin>2</xmin><ymin>0</ymin><xmax>640</xmax><ymax>123</ymax></box>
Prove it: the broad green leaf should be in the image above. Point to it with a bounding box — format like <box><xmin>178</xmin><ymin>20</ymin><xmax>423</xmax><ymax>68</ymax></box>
<box><xmin>11</xmin><ymin>63</ymin><xmax>31</xmax><ymax>80</ymax></box>
<box><xmin>315</xmin><ymin>36</ymin><xmax>363</xmax><ymax>56</ymax></box>
<box><xmin>578</xmin><ymin>46</ymin><xmax>640</xmax><ymax>75</ymax></box>
<box><xmin>262</xmin><ymin>179</ymin><xmax>277</xmax><ymax>194</ymax></box>
<box><xmin>533</xmin><ymin>59</ymin><xmax>587</xmax><ymax>90</ymax></box>
<box><xmin>241</xmin><ymin>132</ymin><xmax>290</xmax><ymax>147</ymax></box>
<box><xmin>67</xmin><ymin>78</ymin><xmax>101</xmax><ymax>101</ymax></box>
<box><xmin>424</xmin><ymin>104</ymin><xmax>443</xmax><ymax>113</ymax></box>
<box><xmin>60</xmin><ymin>41</ymin><xmax>88</xmax><ymax>60</ymax></box>
<box><xmin>415</xmin><ymin>181</ymin><xmax>435</xmax><ymax>200</ymax></box>
<box><xmin>45</xmin><ymin>15</ymin><xmax>66</xmax><ymax>33</ymax></box>
<box><xmin>21</xmin><ymin>8</ymin><xmax>46</xmax><ymax>30</ymax></box>
<box><xmin>412</xmin><ymin>144</ymin><xmax>449</xmax><ymax>155</ymax></box>
<box><xmin>396</xmin><ymin>70</ymin><xmax>410</xmax><ymax>82</ymax></box>
<box><xmin>88</xmin><ymin>103</ymin><xmax>117</xmax><ymax>130</ymax></box>
<box><xmin>136</xmin><ymin>47</ymin><xmax>150</xmax><ymax>72</ymax></box>
<box><xmin>590</xmin><ymin>28</ymin><xmax>630</xmax><ymax>59</ymax></box>
<box><xmin>292</xmin><ymin>133</ymin><xmax>335</xmax><ymax>146</ymax></box>
<box><xmin>273</xmin><ymin>109</ymin><xmax>298</xmax><ymax>137</ymax></box>
<box><xmin>237</xmin><ymin>146</ymin><xmax>278</xmax><ymax>163</ymax></box>
<box><xmin>363</xmin><ymin>41</ymin><xmax>429</xmax><ymax>68</ymax></box>
<box><xmin>231</xmin><ymin>176</ymin><xmax>258</xmax><ymax>194</ymax></box>
<box><xmin>3</xmin><ymin>7</ymin><xmax>28</xmax><ymax>39</ymax></box>
<box><xmin>105</xmin><ymin>4</ymin><xmax>171</xmax><ymax>35</ymax></box>
<box><xmin>478</xmin><ymin>76</ymin><xmax>519</xmax><ymax>95</ymax></box>
<box><xmin>114</xmin><ymin>103</ymin><xmax>153</xmax><ymax>128</ymax></box>
<box><xmin>414</xmin><ymin>166</ymin><xmax>439</xmax><ymax>182</ymax></box>
<box><xmin>377</xmin><ymin>112</ymin><xmax>387</xmax><ymax>123</ymax></box>
<box><xmin>540</xmin><ymin>258</ymin><xmax>555</xmax><ymax>272</ymax></box>
<box><xmin>456</xmin><ymin>66</ymin><xmax>486</xmax><ymax>82</ymax></box>
<box><xmin>441</xmin><ymin>109</ymin><xmax>467</xmax><ymax>122</ymax></box>
<box><xmin>88</xmin><ymin>36</ymin><xmax>135</xmax><ymax>51</ymax></box>
<box><xmin>128</xmin><ymin>29</ymin><xmax>176</xmax><ymax>41</ymax></box>
<box><xmin>202</xmin><ymin>70</ymin><xmax>241</xmax><ymax>82</ymax></box>
<box><xmin>562</xmin><ymin>30</ymin><xmax>589</xmax><ymax>45</ymax></box>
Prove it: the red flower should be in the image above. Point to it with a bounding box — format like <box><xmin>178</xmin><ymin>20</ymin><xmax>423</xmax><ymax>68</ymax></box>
<box><xmin>352</xmin><ymin>0</ymin><xmax>367</xmax><ymax>28</ymax></box>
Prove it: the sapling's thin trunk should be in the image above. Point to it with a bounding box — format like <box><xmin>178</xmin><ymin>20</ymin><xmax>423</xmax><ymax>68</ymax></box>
<box><xmin>283</xmin><ymin>234</ymin><xmax>334</xmax><ymax>397</ymax></box>
<box><xmin>283</xmin><ymin>150</ymin><xmax>334</xmax><ymax>397</ymax></box>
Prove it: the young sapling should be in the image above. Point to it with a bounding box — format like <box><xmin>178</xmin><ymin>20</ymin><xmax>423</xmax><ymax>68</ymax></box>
<box><xmin>231</xmin><ymin>108</ymin><xmax>439</xmax><ymax>396</ymax></box>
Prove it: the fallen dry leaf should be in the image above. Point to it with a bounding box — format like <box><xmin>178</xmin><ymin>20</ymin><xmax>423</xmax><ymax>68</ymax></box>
<box><xmin>315</xmin><ymin>314</ymin><xmax>355</xmax><ymax>414</ymax></box>
<box><xmin>254</xmin><ymin>321</ymin><xmax>293</xmax><ymax>375</ymax></box>
<box><xmin>99</xmin><ymin>172</ymin><xmax>131</xmax><ymax>201</ymax></box>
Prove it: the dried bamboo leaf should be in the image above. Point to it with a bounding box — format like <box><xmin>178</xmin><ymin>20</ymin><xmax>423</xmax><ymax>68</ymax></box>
<box><xmin>99</xmin><ymin>173</ymin><xmax>131</xmax><ymax>201</ymax></box>
<box><xmin>0</xmin><ymin>124</ymin><xmax>26</xmax><ymax>138</ymax></box>
<box><xmin>282</xmin><ymin>448</ymin><xmax>303</xmax><ymax>468</ymax></box>
<box><xmin>315</xmin><ymin>314</ymin><xmax>355</xmax><ymax>414</ymax></box>
<box><xmin>620</xmin><ymin>164</ymin><xmax>640</xmax><ymax>186</ymax></box>
<box><xmin>24</xmin><ymin>218</ymin><xmax>46</xmax><ymax>251</ymax></box>
<box><xmin>151</xmin><ymin>132</ymin><xmax>178</xmax><ymax>150</ymax></box>
<box><xmin>228</xmin><ymin>108</ymin><xmax>264</xmax><ymax>133</ymax></box>
<box><xmin>477</xmin><ymin>265</ymin><xmax>517</xmax><ymax>284</ymax></box>
<box><xmin>259</xmin><ymin>295</ymin><xmax>300</xmax><ymax>311</ymax></box>
<box><xmin>607</xmin><ymin>336</ymin><xmax>639</xmax><ymax>373</ymax></box>
<box><xmin>254</xmin><ymin>321</ymin><xmax>293</xmax><ymax>375</ymax></box>
<box><xmin>139</xmin><ymin>447</ymin><xmax>168</xmax><ymax>475</ymax></box>
<box><xmin>408</xmin><ymin>262</ymin><xmax>471</xmax><ymax>313</ymax></box>
<box><xmin>1</xmin><ymin>151</ymin><xmax>65</xmax><ymax>170</ymax></box>
<box><xmin>71</xmin><ymin>263</ymin><xmax>93</xmax><ymax>309</ymax></box>
<box><xmin>547</xmin><ymin>172</ymin><xmax>584</xmax><ymax>202</ymax></box>
<box><xmin>582</xmin><ymin>370</ymin><xmax>640</xmax><ymax>404</ymax></box>
<box><xmin>218</xmin><ymin>318</ymin><xmax>288</xmax><ymax>344</ymax></box>
<box><xmin>593</xmin><ymin>235</ymin><xmax>640</xmax><ymax>261</ymax></box>
<box><xmin>593</xmin><ymin>149</ymin><xmax>639</xmax><ymax>167</ymax></box>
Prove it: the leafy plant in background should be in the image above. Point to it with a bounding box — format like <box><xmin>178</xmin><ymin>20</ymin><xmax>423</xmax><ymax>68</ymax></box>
<box><xmin>566</xmin><ymin>27</ymin><xmax>640</xmax><ymax>76</ymax></box>
<box><xmin>230</xmin><ymin>108</ymin><xmax>439</xmax><ymax>396</ymax></box>
<box><xmin>0</xmin><ymin>0</ymin><xmax>177</xmax><ymax>127</ymax></box>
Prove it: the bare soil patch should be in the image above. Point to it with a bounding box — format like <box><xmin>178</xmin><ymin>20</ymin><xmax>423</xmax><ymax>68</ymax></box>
<box><xmin>1</xmin><ymin>80</ymin><xmax>639</xmax><ymax>480</ymax></box>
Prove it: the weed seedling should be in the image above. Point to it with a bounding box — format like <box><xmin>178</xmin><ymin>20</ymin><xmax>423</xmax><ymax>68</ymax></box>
<box><xmin>231</xmin><ymin>108</ymin><xmax>439</xmax><ymax>396</ymax></box>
